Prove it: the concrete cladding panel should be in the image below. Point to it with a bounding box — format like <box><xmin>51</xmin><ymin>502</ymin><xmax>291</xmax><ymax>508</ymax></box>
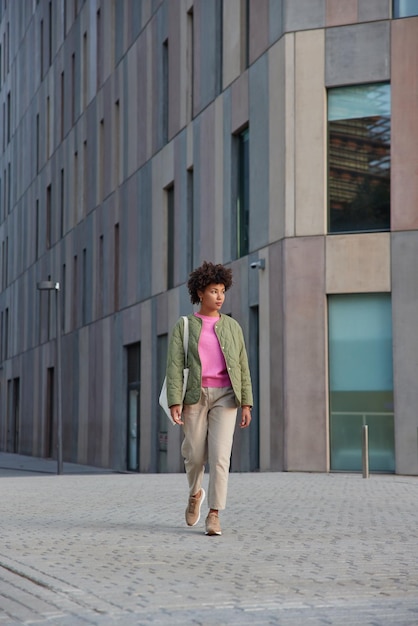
<box><xmin>357</xmin><ymin>0</ymin><xmax>391</xmax><ymax>21</ymax></box>
<box><xmin>284</xmin><ymin>0</ymin><xmax>326</xmax><ymax>31</ymax></box>
<box><xmin>283</xmin><ymin>236</ymin><xmax>328</xmax><ymax>472</ymax></box>
<box><xmin>391</xmin><ymin>232</ymin><xmax>418</xmax><ymax>475</ymax></box>
<box><xmin>295</xmin><ymin>29</ymin><xmax>326</xmax><ymax>236</ymax></box>
<box><xmin>326</xmin><ymin>0</ymin><xmax>358</xmax><ymax>26</ymax></box>
<box><xmin>325</xmin><ymin>21</ymin><xmax>390</xmax><ymax>86</ymax></box>
<box><xmin>391</xmin><ymin>17</ymin><xmax>418</xmax><ymax>231</ymax></box>
<box><xmin>326</xmin><ymin>233</ymin><xmax>391</xmax><ymax>294</ymax></box>
<box><xmin>249</xmin><ymin>54</ymin><xmax>270</xmax><ymax>250</ymax></box>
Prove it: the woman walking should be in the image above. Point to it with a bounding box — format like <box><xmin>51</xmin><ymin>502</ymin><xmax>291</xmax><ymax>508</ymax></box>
<box><xmin>165</xmin><ymin>261</ymin><xmax>253</xmax><ymax>536</ymax></box>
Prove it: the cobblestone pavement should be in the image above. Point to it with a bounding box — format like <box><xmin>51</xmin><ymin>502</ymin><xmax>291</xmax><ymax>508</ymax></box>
<box><xmin>0</xmin><ymin>457</ymin><xmax>417</xmax><ymax>625</ymax></box>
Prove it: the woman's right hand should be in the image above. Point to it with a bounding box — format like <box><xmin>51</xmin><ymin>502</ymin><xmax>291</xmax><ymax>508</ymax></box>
<box><xmin>170</xmin><ymin>405</ymin><xmax>183</xmax><ymax>425</ymax></box>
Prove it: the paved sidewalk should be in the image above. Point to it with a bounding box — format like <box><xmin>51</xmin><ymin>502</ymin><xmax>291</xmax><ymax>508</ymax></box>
<box><xmin>0</xmin><ymin>456</ymin><xmax>417</xmax><ymax>625</ymax></box>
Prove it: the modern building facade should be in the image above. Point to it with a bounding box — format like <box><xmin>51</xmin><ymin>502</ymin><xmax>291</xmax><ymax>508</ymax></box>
<box><xmin>0</xmin><ymin>0</ymin><xmax>418</xmax><ymax>475</ymax></box>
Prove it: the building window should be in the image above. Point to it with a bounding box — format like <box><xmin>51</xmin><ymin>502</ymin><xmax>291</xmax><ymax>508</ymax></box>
<box><xmin>61</xmin><ymin>71</ymin><xmax>65</xmax><ymax>140</ymax></box>
<box><xmin>186</xmin><ymin>8</ymin><xmax>194</xmax><ymax>122</ymax></box>
<box><xmin>71</xmin><ymin>52</ymin><xmax>75</xmax><ymax>124</ymax></box>
<box><xmin>393</xmin><ymin>0</ymin><xmax>418</xmax><ymax>17</ymax></box>
<box><xmin>328</xmin><ymin>83</ymin><xmax>391</xmax><ymax>234</ymax></box>
<box><xmin>166</xmin><ymin>184</ymin><xmax>175</xmax><ymax>289</ymax></box>
<box><xmin>46</xmin><ymin>184</ymin><xmax>52</xmax><ymax>249</ymax></box>
<box><xmin>187</xmin><ymin>168</ymin><xmax>194</xmax><ymax>272</ymax></box>
<box><xmin>328</xmin><ymin>293</ymin><xmax>394</xmax><ymax>472</ymax></box>
<box><xmin>114</xmin><ymin>223</ymin><xmax>119</xmax><ymax>311</ymax></box>
<box><xmin>60</xmin><ymin>168</ymin><xmax>64</xmax><ymax>237</ymax></box>
<box><xmin>162</xmin><ymin>38</ymin><xmax>169</xmax><ymax>144</ymax></box>
<box><xmin>72</xmin><ymin>254</ymin><xmax>78</xmax><ymax>328</ymax></box>
<box><xmin>234</xmin><ymin>126</ymin><xmax>249</xmax><ymax>258</ymax></box>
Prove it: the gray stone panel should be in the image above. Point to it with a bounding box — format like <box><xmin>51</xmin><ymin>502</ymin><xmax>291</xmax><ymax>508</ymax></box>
<box><xmin>391</xmin><ymin>232</ymin><xmax>418</xmax><ymax>475</ymax></box>
<box><xmin>222</xmin><ymin>88</ymin><xmax>233</xmax><ymax>263</ymax></box>
<box><xmin>249</xmin><ymin>54</ymin><xmax>269</xmax><ymax>251</ymax></box>
<box><xmin>325</xmin><ymin>21</ymin><xmax>390</xmax><ymax>86</ymax></box>
<box><xmin>358</xmin><ymin>0</ymin><xmax>391</xmax><ymax>21</ymax></box>
<box><xmin>283</xmin><ymin>0</ymin><xmax>326</xmax><ymax>32</ymax></box>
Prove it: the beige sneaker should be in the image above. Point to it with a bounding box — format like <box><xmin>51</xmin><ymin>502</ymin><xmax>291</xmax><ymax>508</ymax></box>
<box><xmin>205</xmin><ymin>512</ymin><xmax>222</xmax><ymax>536</ymax></box>
<box><xmin>185</xmin><ymin>488</ymin><xmax>205</xmax><ymax>526</ymax></box>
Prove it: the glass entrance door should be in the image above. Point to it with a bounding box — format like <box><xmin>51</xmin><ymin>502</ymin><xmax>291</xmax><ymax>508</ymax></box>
<box><xmin>329</xmin><ymin>294</ymin><xmax>395</xmax><ymax>472</ymax></box>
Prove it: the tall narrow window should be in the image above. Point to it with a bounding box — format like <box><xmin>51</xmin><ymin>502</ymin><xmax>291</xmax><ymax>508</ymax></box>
<box><xmin>83</xmin><ymin>139</ymin><xmax>87</xmax><ymax>214</ymax></box>
<box><xmin>60</xmin><ymin>168</ymin><xmax>64</xmax><ymax>237</ymax></box>
<box><xmin>96</xmin><ymin>9</ymin><xmax>101</xmax><ymax>90</ymax></box>
<box><xmin>40</xmin><ymin>19</ymin><xmax>44</xmax><ymax>79</ymax></box>
<box><xmin>46</xmin><ymin>184</ymin><xmax>52</xmax><ymax>249</ymax></box>
<box><xmin>4</xmin><ymin>236</ymin><xmax>8</xmax><ymax>286</ymax></box>
<box><xmin>48</xmin><ymin>1</ymin><xmax>52</xmax><ymax>66</ymax></box>
<box><xmin>186</xmin><ymin>8</ymin><xmax>194</xmax><ymax>122</ymax></box>
<box><xmin>126</xmin><ymin>342</ymin><xmax>141</xmax><ymax>472</ymax></box>
<box><xmin>74</xmin><ymin>151</ymin><xmax>78</xmax><ymax>225</ymax></box>
<box><xmin>0</xmin><ymin>312</ymin><xmax>3</xmax><ymax>360</ymax></box>
<box><xmin>187</xmin><ymin>168</ymin><xmax>194</xmax><ymax>272</ymax></box>
<box><xmin>114</xmin><ymin>100</ymin><xmax>120</xmax><ymax>187</ymax></box>
<box><xmin>98</xmin><ymin>234</ymin><xmax>104</xmax><ymax>318</ymax></box>
<box><xmin>46</xmin><ymin>96</ymin><xmax>50</xmax><ymax>157</ymax></box>
<box><xmin>83</xmin><ymin>32</ymin><xmax>88</xmax><ymax>109</ymax></box>
<box><xmin>60</xmin><ymin>71</ymin><xmax>65</xmax><ymax>140</ymax></box>
<box><xmin>166</xmin><ymin>184</ymin><xmax>175</xmax><ymax>289</ymax></box>
<box><xmin>71</xmin><ymin>52</ymin><xmax>75</xmax><ymax>124</ymax></box>
<box><xmin>243</xmin><ymin>0</ymin><xmax>250</xmax><ymax>69</ymax></box>
<box><xmin>72</xmin><ymin>254</ymin><xmax>78</xmax><ymax>329</ymax></box>
<box><xmin>157</xmin><ymin>333</ymin><xmax>168</xmax><ymax>473</ymax></box>
<box><xmin>61</xmin><ymin>263</ymin><xmax>66</xmax><ymax>331</ymax></box>
<box><xmin>234</xmin><ymin>127</ymin><xmax>249</xmax><ymax>258</ymax></box>
<box><xmin>328</xmin><ymin>83</ymin><xmax>391</xmax><ymax>233</ymax></box>
<box><xmin>99</xmin><ymin>118</ymin><xmax>104</xmax><ymax>202</ymax></box>
<box><xmin>3</xmin><ymin>168</ymin><xmax>6</xmax><ymax>220</ymax></box>
<box><xmin>7</xmin><ymin>91</ymin><xmax>10</xmax><ymax>143</ymax></box>
<box><xmin>35</xmin><ymin>199</ymin><xmax>39</xmax><ymax>259</ymax></box>
<box><xmin>2</xmin><ymin>240</ymin><xmax>6</xmax><ymax>289</ymax></box>
<box><xmin>82</xmin><ymin>248</ymin><xmax>87</xmax><ymax>325</ymax></box>
<box><xmin>114</xmin><ymin>223</ymin><xmax>119</xmax><ymax>311</ymax></box>
<box><xmin>162</xmin><ymin>39</ymin><xmax>169</xmax><ymax>144</ymax></box>
<box><xmin>7</xmin><ymin>162</ymin><xmax>10</xmax><ymax>214</ymax></box>
<box><xmin>36</xmin><ymin>113</ymin><xmax>40</xmax><ymax>172</ymax></box>
<box><xmin>4</xmin><ymin>307</ymin><xmax>8</xmax><ymax>360</ymax></box>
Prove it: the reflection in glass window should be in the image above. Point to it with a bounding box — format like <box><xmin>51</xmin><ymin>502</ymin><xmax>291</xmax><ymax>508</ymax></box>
<box><xmin>328</xmin><ymin>83</ymin><xmax>391</xmax><ymax>233</ymax></box>
<box><xmin>393</xmin><ymin>0</ymin><xmax>418</xmax><ymax>17</ymax></box>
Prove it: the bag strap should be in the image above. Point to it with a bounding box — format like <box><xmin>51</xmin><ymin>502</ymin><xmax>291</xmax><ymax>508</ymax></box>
<box><xmin>182</xmin><ymin>316</ymin><xmax>189</xmax><ymax>364</ymax></box>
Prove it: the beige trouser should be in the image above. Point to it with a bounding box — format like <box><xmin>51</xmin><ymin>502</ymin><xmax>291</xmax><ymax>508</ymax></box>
<box><xmin>181</xmin><ymin>387</ymin><xmax>238</xmax><ymax>511</ymax></box>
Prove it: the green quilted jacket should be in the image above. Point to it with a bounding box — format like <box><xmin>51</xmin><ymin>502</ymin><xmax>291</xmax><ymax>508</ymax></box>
<box><xmin>166</xmin><ymin>314</ymin><xmax>253</xmax><ymax>408</ymax></box>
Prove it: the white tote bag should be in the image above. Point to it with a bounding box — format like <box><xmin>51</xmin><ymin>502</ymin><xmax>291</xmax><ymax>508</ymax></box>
<box><xmin>159</xmin><ymin>316</ymin><xmax>189</xmax><ymax>425</ymax></box>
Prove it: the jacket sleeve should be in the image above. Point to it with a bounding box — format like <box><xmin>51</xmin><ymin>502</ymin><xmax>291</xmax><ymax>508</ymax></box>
<box><xmin>239</xmin><ymin>327</ymin><xmax>253</xmax><ymax>407</ymax></box>
<box><xmin>166</xmin><ymin>318</ymin><xmax>187</xmax><ymax>407</ymax></box>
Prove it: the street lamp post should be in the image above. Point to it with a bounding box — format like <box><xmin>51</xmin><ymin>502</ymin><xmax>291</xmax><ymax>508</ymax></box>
<box><xmin>37</xmin><ymin>281</ymin><xmax>63</xmax><ymax>475</ymax></box>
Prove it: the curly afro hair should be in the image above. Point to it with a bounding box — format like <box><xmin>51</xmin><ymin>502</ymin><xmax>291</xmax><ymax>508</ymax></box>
<box><xmin>187</xmin><ymin>261</ymin><xmax>233</xmax><ymax>305</ymax></box>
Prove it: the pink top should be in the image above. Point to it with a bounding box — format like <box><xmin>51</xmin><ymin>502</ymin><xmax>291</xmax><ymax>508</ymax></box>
<box><xmin>195</xmin><ymin>313</ymin><xmax>231</xmax><ymax>388</ymax></box>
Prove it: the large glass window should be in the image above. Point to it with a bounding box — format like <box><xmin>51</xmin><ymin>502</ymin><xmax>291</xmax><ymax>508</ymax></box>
<box><xmin>235</xmin><ymin>127</ymin><xmax>249</xmax><ymax>258</ymax></box>
<box><xmin>328</xmin><ymin>294</ymin><xmax>395</xmax><ymax>472</ymax></box>
<box><xmin>328</xmin><ymin>83</ymin><xmax>390</xmax><ymax>233</ymax></box>
<box><xmin>393</xmin><ymin>0</ymin><xmax>418</xmax><ymax>17</ymax></box>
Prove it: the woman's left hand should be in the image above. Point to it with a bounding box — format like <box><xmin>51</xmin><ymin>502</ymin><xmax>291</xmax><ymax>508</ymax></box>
<box><xmin>240</xmin><ymin>406</ymin><xmax>252</xmax><ymax>429</ymax></box>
